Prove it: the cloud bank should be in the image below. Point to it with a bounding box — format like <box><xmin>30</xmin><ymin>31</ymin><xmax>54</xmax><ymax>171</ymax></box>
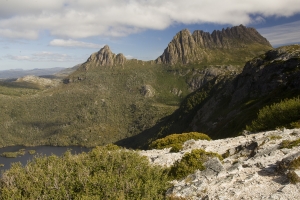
<box><xmin>258</xmin><ymin>20</ymin><xmax>300</xmax><ymax>46</ymax></box>
<box><xmin>6</xmin><ymin>52</ymin><xmax>74</xmax><ymax>62</ymax></box>
<box><xmin>0</xmin><ymin>0</ymin><xmax>300</xmax><ymax>40</ymax></box>
<box><xmin>50</xmin><ymin>39</ymin><xmax>103</xmax><ymax>48</ymax></box>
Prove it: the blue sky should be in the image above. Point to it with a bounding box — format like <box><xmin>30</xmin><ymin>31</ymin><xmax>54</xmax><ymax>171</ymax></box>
<box><xmin>1</xmin><ymin>0</ymin><xmax>300</xmax><ymax>70</ymax></box>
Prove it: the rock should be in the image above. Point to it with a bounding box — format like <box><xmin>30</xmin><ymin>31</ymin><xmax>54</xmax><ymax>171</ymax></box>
<box><xmin>140</xmin><ymin>85</ymin><xmax>155</xmax><ymax>98</ymax></box>
<box><xmin>16</xmin><ymin>75</ymin><xmax>61</xmax><ymax>88</ymax></box>
<box><xmin>83</xmin><ymin>45</ymin><xmax>127</xmax><ymax>70</ymax></box>
<box><xmin>187</xmin><ymin>45</ymin><xmax>300</xmax><ymax>138</ymax></box>
<box><xmin>277</xmin><ymin>151</ymin><xmax>300</xmax><ymax>172</ymax></box>
<box><xmin>202</xmin><ymin>157</ymin><xmax>224</xmax><ymax>177</ymax></box>
<box><xmin>156</xmin><ymin>25</ymin><xmax>271</xmax><ymax>65</ymax></box>
<box><xmin>140</xmin><ymin>128</ymin><xmax>300</xmax><ymax>199</ymax></box>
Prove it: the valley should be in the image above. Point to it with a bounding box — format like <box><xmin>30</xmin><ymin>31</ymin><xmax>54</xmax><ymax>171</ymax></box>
<box><xmin>0</xmin><ymin>24</ymin><xmax>300</xmax><ymax>199</ymax></box>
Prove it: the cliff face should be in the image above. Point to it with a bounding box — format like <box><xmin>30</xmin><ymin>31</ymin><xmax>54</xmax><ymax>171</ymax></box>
<box><xmin>83</xmin><ymin>45</ymin><xmax>126</xmax><ymax>70</ymax></box>
<box><xmin>156</xmin><ymin>25</ymin><xmax>272</xmax><ymax>65</ymax></box>
<box><xmin>189</xmin><ymin>45</ymin><xmax>300</xmax><ymax>138</ymax></box>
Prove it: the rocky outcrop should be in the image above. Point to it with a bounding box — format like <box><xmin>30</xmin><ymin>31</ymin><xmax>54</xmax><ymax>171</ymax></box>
<box><xmin>156</xmin><ymin>25</ymin><xmax>272</xmax><ymax>65</ymax></box>
<box><xmin>140</xmin><ymin>85</ymin><xmax>155</xmax><ymax>98</ymax></box>
<box><xmin>186</xmin><ymin>45</ymin><xmax>300</xmax><ymax>138</ymax></box>
<box><xmin>140</xmin><ymin>128</ymin><xmax>300</xmax><ymax>199</ymax></box>
<box><xmin>16</xmin><ymin>75</ymin><xmax>61</xmax><ymax>88</ymax></box>
<box><xmin>83</xmin><ymin>45</ymin><xmax>126</xmax><ymax>70</ymax></box>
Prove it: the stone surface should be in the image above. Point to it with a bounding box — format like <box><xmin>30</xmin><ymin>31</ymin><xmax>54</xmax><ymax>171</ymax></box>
<box><xmin>83</xmin><ymin>45</ymin><xmax>126</xmax><ymax>70</ymax></box>
<box><xmin>140</xmin><ymin>128</ymin><xmax>300</xmax><ymax>199</ymax></box>
<box><xmin>16</xmin><ymin>75</ymin><xmax>61</xmax><ymax>88</ymax></box>
<box><xmin>156</xmin><ymin>25</ymin><xmax>272</xmax><ymax>65</ymax></box>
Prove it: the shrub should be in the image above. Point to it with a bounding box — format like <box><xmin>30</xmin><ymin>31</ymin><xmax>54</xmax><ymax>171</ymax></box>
<box><xmin>246</xmin><ymin>97</ymin><xmax>300</xmax><ymax>132</ymax></box>
<box><xmin>269</xmin><ymin>135</ymin><xmax>282</xmax><ymax>140</ymax></box>
<box><xmin>287</xmin><ymin>171</ymin><xmax>300</xmax><ymax>184</ymax></box>
<box><xmin>281</xmin><ymin>138</ymin><xmax>300</xmax><ymax>149</ymax></box>
<box><xmin>28</xmin><ymin>150</ymin><xmax>36</xmax><ymax>155</ymax></box>
<box><xmin>0</xmin><ymin>146</ymin><xmax>170</xmax><ymax>199</ymax></box>
<box><xmin>149</xmin><ymin>132</ymin><xmax>211</xmax><ymax>152</ymax></box>
<box><xmin>169</xmin><ymin>149</ymin><xmax>222</xmax><ymax>180</ymax></box>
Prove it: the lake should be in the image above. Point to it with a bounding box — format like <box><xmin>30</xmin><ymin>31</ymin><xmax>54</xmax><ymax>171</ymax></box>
<box><xmin>0</xmin><ymin>145</ymin><xmax>91</xmax><ymax>172</ymax></box>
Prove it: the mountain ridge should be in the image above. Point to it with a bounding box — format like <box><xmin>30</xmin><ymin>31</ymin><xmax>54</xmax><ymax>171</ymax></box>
<box><xmin>0</xmin><ymin>24</ymin><xmax>277</xmax><ymax>148</ymax></box>
<box><xmin>156</xmin><ymin>24</ymin><xmax>272</xmax><ymax>65</ymax></box>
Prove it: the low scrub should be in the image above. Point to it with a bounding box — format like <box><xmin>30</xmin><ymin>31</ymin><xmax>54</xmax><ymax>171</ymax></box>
<box><xmin>247</xmin><ymin>97</ymin><xmax>300</xmax><ymax>132</ymax></box>
<box><xmin>0</xmin><ymin>145</ymin><xmax>170</xmax><ymax>199</ymax></box>
<box><xmin>169</xmin><ymin>149</ymin><xmax>222</xmax><ymax>180</ymax></box>
<box><xmin>149</xmin><ymin>132</ymin><xmax>211</xmax><ymax>152</ymax></box>
<box><xmin>280</xmin><ymin>138</ymin><xmax>300</xmax><ymax>149</ymax></box>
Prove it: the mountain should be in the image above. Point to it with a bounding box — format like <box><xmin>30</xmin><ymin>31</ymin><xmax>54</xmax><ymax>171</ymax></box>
<box><xmin>156</xmin><ymin>24</ymin><xmax>272</xmax><ymax>65</ymax></box>
<box><xmin>0</xmin><ymin>67</ymin><xmax>65</xmax><ymax>79</ymax></box>
<box><xmin>0</xmin><ymin>25</ymin><xmax>273</xmax><ymax>148</ymax></box>
<box><xmin>123</xmin><ymin>44</ymin><xmax>300</xmax><ymax>148</ymax></box>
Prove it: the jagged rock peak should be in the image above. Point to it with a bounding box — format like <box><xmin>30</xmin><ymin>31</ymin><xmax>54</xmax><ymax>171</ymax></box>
<box><xmin>156</xmin><ymin>24</ymin><xmax>272</xmax><ymax>65</ymax></box>
<box><xmin>84</xmin><ymin>45</ymin><xmax>126</xmax><ymax>68</ymax></box>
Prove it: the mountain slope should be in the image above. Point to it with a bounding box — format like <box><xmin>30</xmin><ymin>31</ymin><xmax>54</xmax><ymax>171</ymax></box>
<box><xmin>143</xmin><ymin>45</ymin><xmax>300</xmax><ymax>145</ymax></box>
<box><xmin>0</xmin><ymin>25</ymin><xmax>272</xmax><ymax>148</ymax></box>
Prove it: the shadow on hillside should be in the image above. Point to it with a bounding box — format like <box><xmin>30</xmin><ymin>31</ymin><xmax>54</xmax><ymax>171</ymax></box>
<box><xmin>257</xmin><ymin>165</ymin><xmax>289</xmax><ymax>185</ymax></box>
<box><xmin>115</xmin><ymin>116</ymin><xmax>171</xmax><ymax>150</ymax></box>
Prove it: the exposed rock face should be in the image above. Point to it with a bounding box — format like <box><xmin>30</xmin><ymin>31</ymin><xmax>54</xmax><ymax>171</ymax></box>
<box><xmin>83</xmin><ymin>45</ymin><xmax>126</xmax><ymax>70</ymax></box>
<box><xmin>166</xmin><ymin>45</ymin><xmax>300</xmax><ymax>138</ymax></box>
<box><xmin>140</xmin><ymin>128</ymin><xmax>300</xmax><ymax>199</ymax></box>
<box><xmin>16</xmin><ymin>75</ymin><xmax>61</xmax><ymax>88</ymax></box>
<box><xmin>140</xmin><ymin>85</ymin><xmax>155</xmax><ymax>98</ymax></box>
<box><xmin>156</xmin><ymin>25</ymin><xmax>272</xmax><ymax>65</ymax></box>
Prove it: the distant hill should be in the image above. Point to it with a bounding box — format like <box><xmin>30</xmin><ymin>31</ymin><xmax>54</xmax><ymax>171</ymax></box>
<box><xmin>0</xmin><ymin>67</ymin><xmax>65</xmax><ymax>79</ymax></box>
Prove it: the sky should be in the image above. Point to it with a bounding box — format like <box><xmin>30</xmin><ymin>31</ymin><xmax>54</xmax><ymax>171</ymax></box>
<box><xmin>1</xmin><ymin>0</ymin><xmax>300</xmax><ymax>71</ymax></box>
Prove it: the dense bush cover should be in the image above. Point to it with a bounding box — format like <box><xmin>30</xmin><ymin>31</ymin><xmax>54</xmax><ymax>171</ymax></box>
<box><xmin>0</xmin><ymin>145</ymin><xmax>170</xmax><ymax>199</ymax></box>
<box><xmin>169</xmin><ymin>149</ymin><xmax>222</xmax><ymax>180</ymax></box>
<box><xmin>149</xmin><ymin>132</ymin><xmax>211</xmax><ymax>152</ymax></box>
<box><xmin>247</xmin><ymin>97</ymin><xmax>300</xmax><ymax>132</ymax></box>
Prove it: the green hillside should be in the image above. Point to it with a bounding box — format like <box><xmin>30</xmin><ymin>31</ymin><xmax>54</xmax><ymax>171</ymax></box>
<box><xmin>0</xmin><ymin>26</ymin><xmax>273</xmax><ymax>148</ymax></box>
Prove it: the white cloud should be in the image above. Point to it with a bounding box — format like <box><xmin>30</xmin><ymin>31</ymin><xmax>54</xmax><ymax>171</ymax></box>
<box><xmin>125</xmin><ymin>55</ymin><xmax>134</xmax><ymax>59</ymax></box>
<box><xmin>258</xmin><ymin>20</ymin><xmax>300</xmax><ymax>46</ymax></box>
<box><xmin>0</xmin><ymin>0</ymin><xmax>300</xmax><ymax>39</ymax></box>
<box><xmin>49</xmin><ymin>39</ymin><xmax>103</xmax><ymax>48</ymax></box>
<box><xmin>6</xmin><ymin>51</ymin><xmax>74</xmax><ymax>62</ymax></box>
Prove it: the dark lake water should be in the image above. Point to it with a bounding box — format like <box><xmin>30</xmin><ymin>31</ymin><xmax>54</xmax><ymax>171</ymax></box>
<box><xmin>0</xmin><ymin>146</ymin><xmax>91</xmax><ymax>172</ymax></box>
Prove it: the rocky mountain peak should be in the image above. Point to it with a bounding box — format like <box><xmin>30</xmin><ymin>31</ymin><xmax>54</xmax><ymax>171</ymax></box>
<box><xmin>156</xmin><ymin>25</ymin><xmax>272</xmax><ymax>65</ymax></box>
<box><xmin>83</xmin><ymin>45</ymin><xmax>127</xmax><ymax>70</ymax></box>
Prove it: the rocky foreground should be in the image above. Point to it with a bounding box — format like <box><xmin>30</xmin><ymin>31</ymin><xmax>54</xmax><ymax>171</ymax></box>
<box><xmin>140</xmin><ymin>128</ymin><xmax>300</xmax><ymax>199</ymax></box>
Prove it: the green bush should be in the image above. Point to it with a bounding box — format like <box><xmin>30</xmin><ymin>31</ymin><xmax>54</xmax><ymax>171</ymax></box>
<box><xmin>281</xmin><ymin>138</ymin><xmax>300</xmax><ymax>149</ymax></box>
<box><xmin>0</xmin><ymin>146</ymin><xmax>170</xmax><ymax>199</ymax></box>
<box><xmin>169</xmin><ymin>149</ymin><xmax>222</xmax><ymax>180</ymax></box>
<box><xmin>1</xmin><ymin>149</ymin><xmax>26</xmax><ymax>158</ymax></box>
<box><xmin>246</xmin><ymin>97</ymin><xmax>300</xmax><ymax>132</ymax></box>
<box><xmin>149</xmin><ymin>132</ymin><xmax>211</xmax><ymax>152</ymax></box>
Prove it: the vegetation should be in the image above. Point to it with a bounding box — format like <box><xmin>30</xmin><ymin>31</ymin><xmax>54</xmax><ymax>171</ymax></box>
<box><xmin>28</xmin><ymin>150</ymin><xmax>36</xmax><ymax>155</ymax></box>
<box><xmin>169</xmin><ymin>149</ymin><xmax>222</xmax><ymax>180</ymax></box>
<box><xmin>1</xmin><ymin>149</ymin><xmax>26</xmax><ymax>158</ymax></box>
<box><xmin>287</xmin><ymin>171</ymin><xmax>300</xmax><ymax>184</ymax></box>
<box><xmin>247</xmin><ymin>97</ymin><xmax>300</xmax><ymax>132</ymax></box>
<box><xmin>0</xmin><ymin>145</ymin><xmax>170</xmax><ymax>199</ymax></box>
<box><xmin>149</xmin><ymin>132</ymin><xmax>211</xmax><ymax>152</ymax></box>
<box><xmin>280</xmin><ymin>139</ymin><xmax>300</xmax><ymax>149</ymax></box>
<box><xmin>277</xmin><ymin>154</ymin><xmax>300</xmax><ymax>184</ymax></box>
<box><xmin>269</xmin><ymin>135</ymin><xmax>282</xmax><ymax>140</ymax></box>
